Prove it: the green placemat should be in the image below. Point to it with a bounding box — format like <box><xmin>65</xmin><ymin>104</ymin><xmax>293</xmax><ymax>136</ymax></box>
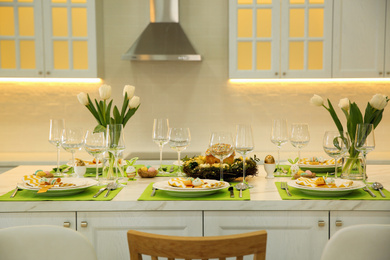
<box><xmin>0</xmin><ymin>185</ymin><xmax>123</xmax><ymax>201</ymax></box>
<box><xmin>275</xmin><ymin>182</ymin><xmax>390</xmax><ymax>200</ymax></box>
<box><xmin>138</xmin><ymin>183</ymin><xmax>250</xmax><ymax>201</ymax></box>
<box><xmin>273</xmin><ymin>165</ymin><xmax>342</xmax><ymax>178</ymax></box>
<box><xmin>135</xmin><ymin>164</ymin><xmax>182</xmax><ymax>177</ymax></box>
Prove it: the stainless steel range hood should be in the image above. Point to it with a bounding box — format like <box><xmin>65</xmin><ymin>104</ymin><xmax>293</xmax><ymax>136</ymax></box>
<box><xmin>122</xmin><ymin>0</ymin><xmax>201</xmax><ymax>61</ymax></box>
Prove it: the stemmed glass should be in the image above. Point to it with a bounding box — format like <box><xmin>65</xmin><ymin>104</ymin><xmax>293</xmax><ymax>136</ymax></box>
<box><xmin>355</xmin><ymin>124</ymin><xmax>375</xmax><ymax>181</ymax></box>
<box><xmin>290</xmin><ymin>123</ymin><xmax>310</xmax><ymax>163</ymax></box>
<box><xmin>323</xmin><ymin>131</ymin><xmax>350</xmax><ymax>178</ymax></box>
<box><xmin>270</xmin><ymin>119</ymin><xmax>288</xmax><ymax>175</ymax></box>
<box><xmin>235</xmin><ymin>124</ymin><xmax>254</xmax><ymax>188</ymax></box>
<box><xmin>152</xmin><ymin>118</ymin><xmax>170</xmax><ymax>174</ymax></box>
<box><xmin>49</xmin><ymin>119</ymin><xmax>65</xmax><ymax>176</ymax></box>
<box><xmin>61</xmin><ymin>128</ymin><xmax>84</xmax><ymax>177</ymax></box>
<box><xmin>84</xmin><ymin>130</ymin><xmax>106</xmax><ymax>182</ymax></box>
<box><xmin>209</xmin><ymin>132</ymin><xmax>234</xmax><ymax>181</ymax></box>
<box><xmin>168</xmin><ymin>128</ymin><xmax>191</xmax><ymax>177</ymax></box>
<box><xmin>106</xmin><ymin>124</ymin><xmax>126</xmax><ymax>183</ymax></box>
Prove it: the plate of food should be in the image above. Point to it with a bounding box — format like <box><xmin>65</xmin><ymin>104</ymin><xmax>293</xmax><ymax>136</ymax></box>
<box><xmin>287</xmin><ymin>177</ymin><xmax>365</xmax><ymax>196</ymax></box>
<box><xmin>298</xmin><ymin>157</ymin><xmax>341</xmax><ymax>173</ymax></box>
<box><xmin>153</xmin><ymin>177</ymin><xmax>230</xmax><ymax>197</ymax></box>
<box><xmin>17</xmin><ymin>175</ymin><xmax>98</xmax><ymax>196</ymax></box>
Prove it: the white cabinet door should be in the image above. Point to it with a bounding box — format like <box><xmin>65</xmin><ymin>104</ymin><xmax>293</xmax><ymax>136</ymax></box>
<box><xmin>0</xmin><ymin>212</ymin><xmax>76</xmax><ymax>230</ymax></box>
<box><xmin>330</xmin><ymin>211</ymin><xmax>390</xmax><ymax>237</ymax></box>
<box><xmin>204</xmin><ymin>211</ymin><xmax>329</xmax><ymax>260</ymax></box>
<box><xmin>77</xmin><ymin>211</ymin><xmax>203</xmax><ymax>260</ymax></box>
<box><xmin>333</xmin><ymin>0</ymin><xmax>387</xmax><ymax>78</ymax></box>
<box><xmin>385</xmin><ymin>0</ymin><xmax>390</xmax><ymax>77</ymax></box>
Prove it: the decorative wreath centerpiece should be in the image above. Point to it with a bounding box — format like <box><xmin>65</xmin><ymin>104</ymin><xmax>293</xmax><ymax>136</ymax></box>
<box><xmin>182</xmin><ymin>150</ymin><xmax>259</xmax><ymax>182</ymax></box>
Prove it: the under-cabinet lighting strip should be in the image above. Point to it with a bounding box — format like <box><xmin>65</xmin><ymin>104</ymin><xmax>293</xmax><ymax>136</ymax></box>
<box><xmin>229</xmin><ymin>78</ymin><xmax>390</xmax><ymax>83</ymax></box>
<box><xmin>0</xmin><ymin>78</ymin><xmax>102</xmax><ymax>83</ymax></box>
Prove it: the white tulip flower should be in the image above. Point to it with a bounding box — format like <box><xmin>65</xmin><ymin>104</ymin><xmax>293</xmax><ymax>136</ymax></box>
<box><xmin>77</xmin><ymin>92</ymin><xmax>89</xmax><ymax>106</ymax></box>
<box><xmin>129</xmin><ymin>96</ymin><xmax>140</xmax><ymax>108</ymax></box>
<box><xmin>310</xmin><ymin>94</ymin><xmax>324</xmax><ymax>107</ymax></box>
<box><xmin>99</xmin><ymin>84</ymin><xmax>111</xmax><ymax>100</ymax></box>
<box><xmin>338</xmin><ymin>98</ymin><xmax>350</xmax><ymax>112</ymax></box>
<box><xmin>370</xmin><ymin>94</ymin><xmax>388</xmax><ymax>110</ymax></box>
<box><xmin>123</xmin><ymin>85</ymin><xmax>135</xmax><ymax>100</ymax></box>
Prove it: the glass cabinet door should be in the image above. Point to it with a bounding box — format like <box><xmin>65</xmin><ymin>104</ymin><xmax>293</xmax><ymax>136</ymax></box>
<box><xmin>0</xmin><ymin>0</ymin><xmax>44</xmax><ymax>77</ymax></box>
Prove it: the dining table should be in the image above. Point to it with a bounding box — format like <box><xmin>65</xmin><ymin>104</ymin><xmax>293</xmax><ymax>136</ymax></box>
<box><xmin>0</xmin><ymin>161</ymin><xmax>389</xmax><ymax>260</ymax></box>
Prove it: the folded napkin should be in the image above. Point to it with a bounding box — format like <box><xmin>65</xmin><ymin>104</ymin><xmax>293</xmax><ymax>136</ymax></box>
<box><xmin>0</xmin><ymin>185</ymin><xmax>122</xmax><ymax>201</ymax></box>
<box><xmin>275</xmin><ymin>182</ymin><xmax>390</xmax><ymax>200</ymax></box>
<box><xmin>138</xmin><ymin>183</ymin><xmax>250</xmax><ymax>201</ymax></box>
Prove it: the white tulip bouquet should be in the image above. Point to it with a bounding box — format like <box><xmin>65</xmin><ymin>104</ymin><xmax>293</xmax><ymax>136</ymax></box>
<box><xmin>310</xmin><ymin>93</ymin><xmax>388</xmax><ymax>177</ymax></box>
<box><xmin>77</xmin><ymin>84</ymin><xmax>140</xmax><ymax>133</ymax></box>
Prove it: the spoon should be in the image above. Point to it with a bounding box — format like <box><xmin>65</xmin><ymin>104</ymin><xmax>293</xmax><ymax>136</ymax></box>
<box><xmin>104</xmin><ymin>182</ymin><xmax>118</xmax><ymax>198</ymax></box>
<box><xmin>235</xmin><ymin>183</ymin><xmax>247</xmax><ymax>198</ymax></box>
<box><xmin>372</xmin><ymin>182</ymin><xmax>386</xmax><ymax>197</ymax></box>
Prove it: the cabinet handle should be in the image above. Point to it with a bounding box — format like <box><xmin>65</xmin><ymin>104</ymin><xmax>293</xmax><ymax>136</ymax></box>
<box><xmin>275</xmin><ymin>72</ymin><xmax>279</xmax><ymax>76</ymax></box>
<box><xmin>81</xmin><ymin>221</ymin><xmax>88</xmax><ymax>227</ymax></box>
<box><xmin>386</xmin><ymin>72</ymin><xmax>390</xmax><ymax>75</ymax></box>
<box><xmin>335</xmin><ymin>220</ymin><xmax>343</xmax><ymax>227</ymax></box>
<box><xmin>63</xmin><ymin>222</ymin><xmax>71</xmax><ymax>228</ymax></box>
<box><xmin>318</xmin><ymin>220</ymin><xmax>325</xmax><ymax>227</ymax></box>
<box><xmin>38</xmin><ymin>71</ymin><xmax>43</xmax><ymax>75</ymax></box>
<box><xmin>282</xmin><ymin>72</ymin><xmax>286</xmax><ymax>76</ymax></box>
<box><xmin>46</xmin><ymin>71</ymin><xmax>51</xmax><ymax>75</ymax></box>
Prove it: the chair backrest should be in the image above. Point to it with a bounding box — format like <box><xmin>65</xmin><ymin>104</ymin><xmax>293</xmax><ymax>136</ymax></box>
<box><xmin>0</xmin><ymin>225</ymin><xmax>98</xmax><ymax>260</ymax></box>
<box><xmin>127</xmin><ymin>230</ymin><xmax>267</xmax><ymax>260</ymax></box>
<box><xmin>320</xmin><ymin>224</ymin><xmax>390</xmax><ymax>260</ymax></box>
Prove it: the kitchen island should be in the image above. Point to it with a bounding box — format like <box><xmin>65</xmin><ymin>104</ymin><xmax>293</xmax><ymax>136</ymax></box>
<box><xmin>0</xmin><ymin>164</ymin><xmax>389</xmax><ymax>260</ymax></box>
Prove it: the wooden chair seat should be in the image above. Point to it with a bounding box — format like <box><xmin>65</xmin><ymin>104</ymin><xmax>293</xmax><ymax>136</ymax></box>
<box><xmin>127</xmin><ymin>230</ymin><xmax>267</xmax><ymax>260</ymax></box>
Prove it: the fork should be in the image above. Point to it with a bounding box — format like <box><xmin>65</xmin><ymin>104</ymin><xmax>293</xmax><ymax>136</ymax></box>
<box><xmin>281</xmin><ymin>182</ymin><xmax>292</xmax><ymax>196</ymax></box>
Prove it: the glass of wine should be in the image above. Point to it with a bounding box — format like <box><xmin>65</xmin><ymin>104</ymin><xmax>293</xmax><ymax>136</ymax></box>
<box><xmin>323</xmin><ymin>131</ymin><xmax>350</xmax><ymax>178</ymax></box>
<box><xmin>61</xmin><ymin>128</ymin><xmax>84</xmax><ymax>177</ymax></box>
<box><xmin>84</xmin><ymin>130</ymin><xmax>106</xmax><ymax>183</ymax></box>
<box><xmin>49</xmin><ymin>119</ymin><xmax>65</xmax><ymax>176</ymax></box>
<box><xmin>106</xmin><ymin>124</ymin><xmax>126</xmax><ymax>184</ymax></box>
<box><xmin>235</xmin><ymin>124</ymin><xmax>254</xmax><ymax>188</ymax></box>
<box><xmin>152</xmin><ymin>118</ymin><xmax>170</xmax><ymax>174</ymax></box>
<box><xmin>290</xmin><ymin>123</ymin><xmax>310</xmax><ymax>163</ymax></box>
<box><xmin>355</xmin><ymin>124</ymin><xmax>375</xmax><ymax>182</ymax></box>
<box><xmin>209</xmin><ymin>132</ymin><xmax>234</xmax><ymax>181</ymax></box>
<box><xmin>168</xmin><ymin>127</ymin><xmax>191</xmax><ymax>176</ymax></box>
<box><xmin>270</xmin><ymin>119</ymin><xmax>288</xmax><ymax>175</ymax></box>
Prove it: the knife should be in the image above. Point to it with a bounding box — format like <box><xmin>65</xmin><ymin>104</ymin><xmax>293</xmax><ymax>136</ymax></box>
<box><xmin>228</xmin><ymin>186</ymin><xmax>234</xmax><ymax>198</ymax></box>
<box><xmin>363</xmin><ymin>186</ymin><xmax>376</xmax><ymax>198</ymax></box>
<box><xmin>93</xmin><ymin>187</ymin><xmax>107</xmax><ymax>198</ymax></box>
<box><xmin>10</xmin><ymin>186</ymin><xmax>20</xmax><ymax>198</ymax></box>
<box><xmin>151</xmin><ymin>187</ymin><xmax>157</xmax><ymax>196</ymax></box>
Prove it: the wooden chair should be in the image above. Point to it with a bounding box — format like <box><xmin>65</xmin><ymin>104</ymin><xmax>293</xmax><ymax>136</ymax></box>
<box><xmin>127</xmin><ymin>230</ymin><xmax>267</xmax><ymax>260</ymax></box>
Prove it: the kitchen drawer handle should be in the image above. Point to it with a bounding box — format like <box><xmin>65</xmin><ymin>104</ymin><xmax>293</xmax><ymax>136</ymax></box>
<box><xmin>318</xmin><ymin>220</ymin><xmax>325</xmax><ymax>227</ymax></box>
<box><xmin>335</xmin><ymin>220</ymin><xmax>343</xmax><ymax>227</ymax></box>
<box><xmin>81</xmin><ymin>221</ymin><xmax>88</xmax><ymax>227</ymax></box>
<box><xmin>63</xmin><ymin>222</ymin><xmax>70</xmax><ymax>228</ymax></box>
<box><xmin>275</xmin><ymin>72</ymin><xmax>279</xmax><ymax>76</ymax></box>
<box><xmin>46</xmin><ymin>71</ymin><xmax>51</xmax><ymax>75</ymax></box>
<box><xmin>386</xmin><ymin>71</ymin><xmax>390</xmax><ymax>75</ymax></box>
<box><xmin>282</xmin><ymin>72</ymin><xmax>286</xmax><ymax>76</ymax></box>
<box><xmin>379</xmin><ymin>71</ymin><xmax>383</xmax><ymax>75</ymax></box>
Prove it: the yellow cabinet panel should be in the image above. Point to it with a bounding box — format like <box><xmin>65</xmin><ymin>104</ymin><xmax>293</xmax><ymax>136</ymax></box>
<box><xmin>238</xmin><ymin>42</ymin><xmax>252</xmax><ymax>70</ymax></box>
<box><xmin>238</xmin><ymin>0</ymin><xmax>253</xmax><ymax>4</ymax></box>
<box><xmin>0</xmin><ymin>6</ymin><xmax>14</xmax><ymax>36</ymax></box>
<box><xmin>73</xmin><ymin>41</ymin><xmax>88</xmax><ymax>70</ymax></box>
<box><xmin>52</xmin><ymin>7</ymin><xmax>68</xmax><ymax>37</ymax></box>
<box><xmin>19</xmin><ymin>7</ymin><xmax>35</xmax><ymax>36</ymax></box>
<box><xmin>309</xmin><ymin>0</ymin><xmax>324</xmax><ymax>4</ymax></box>
<box><xmin>309</xmin><ymin>8</ymin><xmax>323</xmax><ymax>37</ymax></box>
<box><xmin>72</xmin><ymin>0</ymin><xmax>87</xmax><ymax>3</ymax></box>
<box><xmin>238</xmin><ymin>9</ymin><xmax>253</xmax><ymax>38</ymax></box>
<box><xmin>18</xmin><ymin>0</ymin><xmax>34</xmax><ymax>2</ymax></box>
<box><xmin>257</xmin><ymin>9</ymin><xmax>272</xmax><ymax>38</ymax></box>
<box><xmin>257</xmin><ymin>42</ymin><xmax>271</xmax><ymax>70</ymax></box>
<box><xmin>0</xmin><ymin>40</ymin><xmax>16</xmax><ymax>69</ymax></box>
<box><xmin>289</xmin><ymin>9</ymin><xmax>305</xmax><ymax>38</ymax></box>
<box><xmin>52</xmin><ymin>0</ymin><xmax>66</xmax><ymax>3</ymax></box>
<box><xmin>290</xmin><ymin>0</ymin><xmax>304</xmax><ymax>4</ymax></box>
<box><xmin>257</xmin><ymin>0</ymin><xmax>272</xmax><ymax>4</ymax></box>
<box><xmin>289</xmin><ymin>41</ymin><xmax>304</xmax><ymax>70</ymax></box>
<box><xmin>72</xmin><ymin>7</ymin><xmax>87</xmax><ymax>37</ymax></box>
<box><xmin>308</xmin><ymin>41</ymin><xmax>323</xmax><ymax>70</ymax></box>
<box><xmin>20</xmin><ymin>40</ymin><xmax>36</xmax><ymax>69</ymax></box>
<box><xmin>53</xmin><ymin>40</ymin><xmax>69</xmax><ymax>69</ymax></box>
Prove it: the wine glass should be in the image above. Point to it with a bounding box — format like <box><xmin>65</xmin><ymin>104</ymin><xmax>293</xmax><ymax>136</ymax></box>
<box><xmin>270</xmin><ymin>119</ymin><xmax>288</xmax><ymax>175</ymax></box>
<box><xmin>168</xmin><ymin>127</ymin><xmax>191</xmax><ymax>176</ymax></box>
<box><xmin>152</xmin><ymin>118</ymin><xmax>170</xmax><ymax>174</ymax></box>
<box><xmin>49</xmin><ymin>119</ymin><xmax>65</xmax><ymax>176</ymax></box>
<box><xmin>290</xmin><ymin>123</ymin><xmax>310</xmax><ymax>163</ymax></box>
<box><xmin>61</xmin><ymin>128</ymin><xmax>84</xmax><ymax>177</ymax></box>
<box><xmin>209</xmin><ymin>132</ymin><xmax>234</xmax><ymax>181</ymax></box>
<box><xmin>106</xmin><ymin>124</ymin><xmax>126</xmax><ymax>183</ymax></box>
<box><xmin>84</xmin><ymin>130</ymin><xmax>106</xmax><ymax>182</ymax></box>
<box><xmin>235</xmin><ymin>124</ymin><xmax>254</xmax><ymax>188</ymax></box>
<box><xmin>355</xmin><ymin>124</ymin><xmax>375</xmax><ymax>182</ymax></box>
<box><xmin>323</xmin><ymin>131</ymin><xmax>350</xmax><ymax>179</ymax></box>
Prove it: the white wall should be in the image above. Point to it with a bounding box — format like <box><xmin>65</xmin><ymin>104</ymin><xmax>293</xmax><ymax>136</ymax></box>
<box><xmin>0</xmin><ymin>0</ymin><xmax>389</xmax><ymax>165</ymax></box>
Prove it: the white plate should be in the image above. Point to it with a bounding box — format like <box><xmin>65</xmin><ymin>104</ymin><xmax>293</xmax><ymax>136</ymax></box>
<box><xmin>153</xmin><ymin>179</ymin><xmax>230</xmax><ymax>197</ymax></box>
<box><xmin>287</xmin><ymin>180</ymin><xmax>366</xmax><ymax>196</ymax></box>
<box><xmin>18</xmin><ymin>178</ymin><xmax>98</xmax><ymax>196</ymax></box>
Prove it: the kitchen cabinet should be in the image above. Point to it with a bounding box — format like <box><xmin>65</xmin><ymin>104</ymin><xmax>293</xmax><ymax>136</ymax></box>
<box><xmin>204</xmin><ymin>210</ymin><xmax>329</xmax><ymax>260</ymax></box>
<box><xmin>0</xmin><ymin>212</ymin><xmax>76</xmax><ymax>230</ymax></box>
<box><xmin>333</xmin><ymin>0</ymin><xmax>389</xmax><ymax>78</ymax></box>
<box><xmin>77</xmin><ymin>211</ymin><xmax>203</xmax><ymax>260</ymax></box>
<box><xmin>0</xmin><ymin>0</ymin><xmax>103</xmax><ymax>78</ymax></box>
<box><xmin>229</xmin><ymin>0</ymin><xmax>333</xmax><ymax>79</ymax></box>
<box><xmin>329</xmin><ymin>210</ymin><xmax>390</xmax><ymax>237</ymax></box>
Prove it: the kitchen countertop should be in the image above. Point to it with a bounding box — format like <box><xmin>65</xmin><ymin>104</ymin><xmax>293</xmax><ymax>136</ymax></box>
<box><xmin>0</xmin><ymin>163</ymin><xmax>389</xmax><ymax>213</ymax></box>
